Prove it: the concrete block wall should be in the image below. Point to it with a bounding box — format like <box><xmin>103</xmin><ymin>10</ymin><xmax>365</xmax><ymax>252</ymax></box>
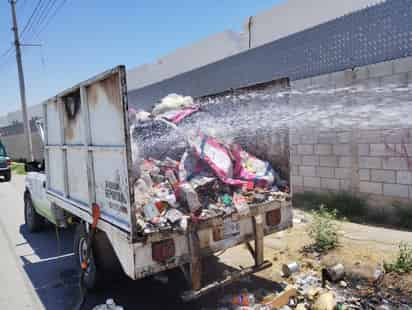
<box><xmin>291</xmin><ymin>128</ymin><xmax>355</xmax><ymax>193</ymax></box>
<box><xmin>292</xmin><ymin>56</ymin><xmax>412</xmax><ymax>90</ymax></box>
<box><xmin>290</xmin><ymin>56</ymin><xmax>412</xmax><ymax>207</ymax></box>
<box><xmin>291</xmin><ymin>128</ymin><xmax>412</xmax><ymax>202</ymax></box>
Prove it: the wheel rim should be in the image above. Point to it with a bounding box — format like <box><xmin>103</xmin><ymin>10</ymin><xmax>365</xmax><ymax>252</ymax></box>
<box><xmin>78</xmin><ymin>237</ymin><xmax>91</xmax><ymax>276</ymax></box>
<box><xmin>25</xmin><ymin>200</ymin><xmax>33</xmax><ymax>225</ymax></box>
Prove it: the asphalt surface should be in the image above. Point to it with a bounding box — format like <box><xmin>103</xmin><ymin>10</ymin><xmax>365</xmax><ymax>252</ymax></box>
<box><xmin>0</xmin><ymin>174</ymin><xmax>280</xmax><ymax>310</ymax></box>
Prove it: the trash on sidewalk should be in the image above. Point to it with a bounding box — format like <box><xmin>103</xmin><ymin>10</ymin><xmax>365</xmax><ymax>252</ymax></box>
<box><xmin>267</xmin><ymin>287</ymin><xmax>298</xmax><ymax>309</ymax></box>
<box><xmin>282</xmin><ymin>262</ymin><xmax>300</xmax><ymax>277</ymax></box>
<box><xmin>322</xmin><ymin>263</ymin><xmax>345</xmax><ymax>285</ymax></box>
<box><xmin>312</xmin><ymin>291</ymin><xmax>336</xmax><ymax>310</ymax></box>
<box><xmin>92</xmin><ymin>299</ymin><xmax>124</xmax><ymax>310</ymax></box>
<box><xmin>216</xmin><ymin>263</ymin><xmax>411</xmax><ymax>310</ymax></box>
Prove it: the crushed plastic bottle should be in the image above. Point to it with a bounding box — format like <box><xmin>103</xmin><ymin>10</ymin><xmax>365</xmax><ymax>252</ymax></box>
<box><xmin>222</xmin><ymin>290</ymin><xmax>256</xmax><ymax>307</ymax></box>
<box><xmin>92</xmin><ymin>298</ymin><xmax>124</xmax><ymax>310</ymax></box>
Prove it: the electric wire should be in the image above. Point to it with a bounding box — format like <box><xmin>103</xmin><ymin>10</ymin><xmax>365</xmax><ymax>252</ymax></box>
<box><xmin>31</xmin><ymin>0</ymin><xmax>68</xmax><ymax>40</ymax></box>
<box><xmin>0</xmin><ymin>48</ymin><xmax>16</xmax><ymax>72</ymax></box>
<box><xmin>0</xmin><ymin>45</ymin><xmax>14</xmax><ymax>59</ymax></box>
<box><xmin>19</xmin><ymin>0</ymin><xmax>44</xmax><ymax>39</ymax></box>
<box><xmin>24</xmin><ymin>0</ymin><xmax>56</xmax><ymax>40</ymax></box>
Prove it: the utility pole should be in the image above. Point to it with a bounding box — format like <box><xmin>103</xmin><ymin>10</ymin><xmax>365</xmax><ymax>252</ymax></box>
<box><xmin>10</xmin><ymin>0</ymin><xmax>34</xmax><ymax>162</ymax></box>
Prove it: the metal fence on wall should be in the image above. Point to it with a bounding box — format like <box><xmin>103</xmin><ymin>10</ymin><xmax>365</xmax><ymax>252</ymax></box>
<box><xmin>128</xmin><ymin>0</ymin><xmax>412</xmax><ymax>109</ymax></box>
<box><xmin>0</xmin><ymin>118</ymin><xmax>38</xmax><ymax>137</ymax></box>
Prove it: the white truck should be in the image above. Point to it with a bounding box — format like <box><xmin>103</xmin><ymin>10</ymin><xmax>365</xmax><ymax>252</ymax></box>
<box><xmin>24</xmin><ymin>66</ymin><xmax>292</xmax><ymax>300</ymax></box>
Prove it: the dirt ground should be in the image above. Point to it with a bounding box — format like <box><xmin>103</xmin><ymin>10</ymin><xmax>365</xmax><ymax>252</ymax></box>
<box><xmin>213</xmin><ymin>209</ymin><xmax>412</xmax><ymax>307</ymax></box>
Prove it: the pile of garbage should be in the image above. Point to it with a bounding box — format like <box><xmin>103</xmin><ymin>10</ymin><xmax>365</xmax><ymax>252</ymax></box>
<box><xmin>214</xmin><ymin>263</ymin><xmax>412</xmax><ymax>310</ymax></box>
<box><xmin>130</xmin><ymin>95</ymin><xmax>289</xmax><ymax>235</ymax></box>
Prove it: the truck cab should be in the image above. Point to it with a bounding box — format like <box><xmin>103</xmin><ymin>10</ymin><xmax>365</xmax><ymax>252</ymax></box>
<box><xmin>0</xmin><ymin>140</ymin><xmax>11</xmax><ymax>182</ymax></box>
<box><xmin>24</xmin><ymin>160</ymin><xmax>58</xmax><ymax>231</ymax></box>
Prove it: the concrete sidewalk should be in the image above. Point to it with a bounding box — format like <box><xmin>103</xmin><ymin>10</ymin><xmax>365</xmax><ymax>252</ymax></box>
<box><xmin>0</xmin><ymin>217</ymin><xmax>39</xmax><ymax>309</ymax></box>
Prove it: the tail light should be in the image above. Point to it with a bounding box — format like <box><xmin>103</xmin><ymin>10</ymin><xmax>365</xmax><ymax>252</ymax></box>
<box><xmin>266</xmin><ymin>209</ymin><xmax>281</xmax><ymax>226</ymax></box>
<box><xmin>7</xmin><ymin>159</ymin><xmax>11</xmax><ymax>167</ymax></box>
<box><xmin>152</xmin><ymin>239</ymin><xmax>175</xmax><ymax>263</ymax></box>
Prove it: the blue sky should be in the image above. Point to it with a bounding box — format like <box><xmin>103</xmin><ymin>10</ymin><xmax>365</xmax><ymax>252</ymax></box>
<box><xmin>0</xmin><ymin>0</ymin><xmax>283</xmax><ymax>115</ymax></box>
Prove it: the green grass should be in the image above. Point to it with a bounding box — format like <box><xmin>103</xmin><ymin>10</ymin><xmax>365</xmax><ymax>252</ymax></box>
<box><xmin>392</xmin><ymin>201</ymin><xmax>412</xmax><ymax>230</ymax></box>
<box><xmin>308</xmin><ymin>207</ymin><xmax>340</xmax><ymax>252</ymax></box>
<box><xmin>11</xmin><ymin>162</ymin><xmax>26</xmax><ymax>175</ymax></box>
<box><xmin>293</xmin><ymin>191</ymin><xmax>367</xmax><ymax>221</ymax></box>
<box><xmin>384</xmin><ymin>242</ymin><xmax>412</xmax><ymax>274</ymax></box>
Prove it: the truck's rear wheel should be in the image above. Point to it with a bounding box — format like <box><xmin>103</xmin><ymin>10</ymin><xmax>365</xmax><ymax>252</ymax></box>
<box><xmin>74</xmin><ymin>224</ymin><xmax>101</xmax><ymax>290</ymax></box>
<box><xmin>24</xmin><ymin>194</ymin><xmax>43</xmax><ymax>232</ymax></box>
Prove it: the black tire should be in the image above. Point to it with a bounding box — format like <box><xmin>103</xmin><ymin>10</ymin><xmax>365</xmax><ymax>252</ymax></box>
<box><xmin>93</xmin><ymin>229</ymin><xmax>122</xmax><ymax>275</ymax></box>
<box><xmin>24</xmin><ymin>193</ymin><xmax>43</xmax><ymax>232</ymax></box>
<box><xmin>73</xmin><ymin>223</ymin><xmax>101</xmax><ymax>290</ymax></box>
<box><xmin>4</xmin><ymin>170</ymin><xmax>11</xmax><ymax>182</ymax></box>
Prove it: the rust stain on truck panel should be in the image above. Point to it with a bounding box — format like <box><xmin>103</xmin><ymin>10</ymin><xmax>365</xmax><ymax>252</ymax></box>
<box><xmin>87</xmin><ymin>75</ymin><xmax>122</xmax><ymax>112</ymax></box>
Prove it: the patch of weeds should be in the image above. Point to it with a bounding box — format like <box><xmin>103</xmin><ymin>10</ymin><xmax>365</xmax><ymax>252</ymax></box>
<box><xmin>384</xmin><ymin>242</ymin><xmax>412</xmax><ymax>274</ymax></box>
<box><xmin>393</xmin><ymin>201</ymin><xmax>412</xmax><ymax>230</ymax></box>
<box><xmin>293</xmin><ymin>191</ymin><xmax>367</xmax><ymax>221</ymax></box>
<box><xmin>308</xmin><ymin>206</ymin><xmax>340</xmax><ymax>253</ymax></box>
<box><xmin>327</xmin><ymin>191</ymin><xmax>367</xmax><ymax>220</ymax></box>
<box><xmin>368</xmin><ymin>208</ymin><xmax>388</xmax><ymax>225</ymax></box>
<box><xmin>293</xmin><ymin>191</ymin><xmax>329</xmax><ymax>211</ymax></box>
<box><xmin>11</xmin><ymin>162</ymin><xmax>26</xmax><ymax>175</ymax></box>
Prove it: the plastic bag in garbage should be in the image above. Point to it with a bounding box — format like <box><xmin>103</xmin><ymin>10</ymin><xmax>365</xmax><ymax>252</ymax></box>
<box><xmin>178</xmin><ymin>149</ymin><xmax>215</xmax><ymax>184</ymax></box>
<box><xmin>231</xmin><ymin>144</ymin><xmax>277</xmax><ymax>188</ymax></box>
<box><xmin>160</xmin><ymin>106</ymin><xmax>199</xmax><ymax>124</ymax></box>
<box><xmin>189</xmin><ymin>133</ymin><xmax>244</xmax><ymax>186</ymax></box>
<box><xmin>152</xmin><ymin>94</ymin><xmax>194</xmax><ymax>116</ymax></box>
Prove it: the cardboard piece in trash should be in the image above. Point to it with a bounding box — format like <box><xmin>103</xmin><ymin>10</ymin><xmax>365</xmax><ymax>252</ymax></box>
<box><xmin>264</xmin><ymin>287</ymin><xmax>297</xmax><ymax>309</ymax></box>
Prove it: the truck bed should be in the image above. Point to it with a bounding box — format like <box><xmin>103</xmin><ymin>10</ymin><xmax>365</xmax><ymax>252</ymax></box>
<box><xmin>42</xmin><ymin>66</ymin><xmax>293</xmax><ymax>286</ymax></box>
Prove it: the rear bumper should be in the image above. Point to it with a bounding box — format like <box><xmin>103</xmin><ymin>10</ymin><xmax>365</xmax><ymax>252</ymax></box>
<box><xmin>0</xmin><ymin>167</ymin><xmax>10</xmax><ymax>173</ymax></box>
<box><xmin>132</xmin><ymin>198</ymin><xmax>292</xmax><ymax>280</ymax></box>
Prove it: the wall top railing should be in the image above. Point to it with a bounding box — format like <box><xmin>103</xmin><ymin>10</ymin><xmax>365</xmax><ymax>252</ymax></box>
<box><xmin>128</xmin><ymin>0</ymin><xmax>412</xmax><ymax>110</ymax></box>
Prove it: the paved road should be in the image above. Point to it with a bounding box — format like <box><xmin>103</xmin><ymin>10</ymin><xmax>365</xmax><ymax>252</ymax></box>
<box><xmin>0</xmin><ymin>175</ymin><xmax>278</xmax><ymax>310</ymax></box>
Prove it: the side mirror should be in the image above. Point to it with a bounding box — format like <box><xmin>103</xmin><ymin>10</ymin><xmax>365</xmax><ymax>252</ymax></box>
<box><xmin>25</xmin><ymin>161</ymin><xmax>44</xmax><ymax>173</ymax></box>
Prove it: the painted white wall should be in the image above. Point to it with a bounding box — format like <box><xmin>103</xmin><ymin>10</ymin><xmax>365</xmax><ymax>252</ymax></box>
<box><xmin>126</xmin><ymin>30</ymin><xmax>247</xmax><ymax>91</ymax></box>
<box><xmin>246</xmin><ymin>0</ymin><xmax>380</xmax><ymax>48</ymax></box>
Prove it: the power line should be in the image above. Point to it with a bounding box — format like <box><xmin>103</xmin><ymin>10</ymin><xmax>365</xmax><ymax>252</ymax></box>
<box><xmin>0</xmin><ymin>45</ymin><xmax>14</xmax><ymax>59</ymax></box>
<box><xmin>23</xmin><ymin>0</ymin><xmax>55</xmax><ymax>40</ymax></box>
<box><xmin>35</xmin><ymin>0</ymin><xmax>58</xmax><ymax>29</ymax></box>
<box><xmin>32</xmin><ymin>0</ymin><xmax>68</xmax><ymax>39</ymax></box>
<box><xmin>0</xmin><ymin>50</ymin><xmax>16</xmax><ymax>72</ymax></box>
<box><xmin>19</xmin><ymin>0</ymin><xmax>43</xmax><ymax>39</ymax></box>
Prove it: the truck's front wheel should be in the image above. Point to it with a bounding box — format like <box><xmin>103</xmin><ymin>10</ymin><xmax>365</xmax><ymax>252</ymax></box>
<box><xmin>24</xmin><ymin>194</ymin><xmax>43</xmax><ymax>232</ymax></box>
<box><xmin>74</xmin><ymin>224</ymin><xmax>100</xmax><ymax>290</ymax></box>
